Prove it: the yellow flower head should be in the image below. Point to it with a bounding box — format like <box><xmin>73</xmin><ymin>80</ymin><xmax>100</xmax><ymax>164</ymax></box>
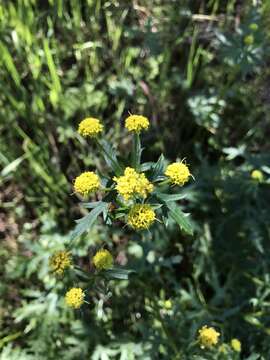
<box><xmin>113</xmin><ymin>167</ymin><xmax>153</xmax><ymax>201</ymax></box>
<box><xmin>74</xmin><ymin>171</ymin><xmax>100</xmax><ymax>196</ymax></box>
<box><xmin>65</xmin><ymin>287</ymin><xmax>84</xmax><ymax>309</ymax></box>
<box><xmin>127</xmin><ymin>204</ymin><xmax>155</xmax><ymax>230</ymax></box>
<box><xmin>165</xmin><ymin>162</ymin><xmax>191</xmax><ymax>186</ymax></box>
<box><xmin>251</xmin><ymin>169</ymin><xmax>263</xmax><ymax>182</ymax></box>
<box><xmin>198</xmin><ymin>325</ymin><xmax>220</xmax><ymax>349</ymax></box>
<box><xmin>49</xmin><ymin>250</ymin><xmax>72</xmax><ymax>275</ymax></box>
<box><xmin>93</xmin><ymin>249</ymin><xmax>113</xmax><ymax>270</ymax></box>
<box><xmin>78</xmin><ymin>117</ymin><xmax>103</xmax><ymax>137</ymax></box>
<box><xmin>125</xmin><ymin>115</ymin><xmax>150</xmax><ymax>132</ymax></box>
<box><xmin>231</xmin><ymin>338</ymin><xmax>241</xmax><ymax>353</ymax></box>
<box><xmin>244</xmin><ymin>34</ymin><xmax>254</xmax><ymax>45</ymax></box>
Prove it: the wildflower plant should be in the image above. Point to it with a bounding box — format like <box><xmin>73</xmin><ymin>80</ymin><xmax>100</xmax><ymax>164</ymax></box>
<box><xmin>72</xmin><ymin>114</ymin><xmax>193</xmax><ymax>236</ymax></box>
<box><xmin>51</xmin><ymin>114</ymin><xmax>194</xmax><ymax>309</ymax></box>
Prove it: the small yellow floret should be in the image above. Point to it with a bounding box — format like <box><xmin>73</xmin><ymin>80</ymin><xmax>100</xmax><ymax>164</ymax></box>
<box><xmin>198</xmin><ymin>325</ymin><xmax>220</xmax><ymax>349</ymax></box>
<box><xmin>65</xmin><ymin>288</ymin><xmax>84</xmax><ymax>309</ymax></box>
<box><xmin>113</xmin><ymin>167</ymin><xmax>153</xmax><ymax>201</ymax></box>
<box><xmin>93</xmin><ymin>249</ymin><xmax>113</xmax><ymax>270</ymax></box>
<box><xmin>74</xmin><ymin>171</ymin><xmax>100</xmax><ymax>196</ymax></box>
<box><xmin>165</xmin><ymin>162</ymin><xmax>191</xmax><ymax>186</ymax></box>
<box><xmin>78</xmin><ymin>117</ymin><xmax>103</xmax><ymax>137</ymax></box>
<box><xmin>251</xmin><ymin>169</ymin><xmax>263</xmax><ymax>182</ymax></box>
<box><xmin>231</xmin><ymin>338</ymin><xmax>241</xmax><ymax>353</ymax></box>
<box><xmin>49</xmin><ymin>250</ymin><xmax>72</xmax><ymax>275</ymax></box>
<box><xmin>125</xmin><ymin>115</ymin><xmax>150</xmax><ymax>132</ymax></box>
<box><xmin>128</xmin><ymin>204</ymin><xmax>155</xmax><ymax>230</ymax></box>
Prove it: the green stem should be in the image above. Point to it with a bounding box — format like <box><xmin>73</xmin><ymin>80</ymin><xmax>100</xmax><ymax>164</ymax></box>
<box><xmin>102</xmin><ymin>187</ymin><xmax>113</xmax><ymax>192</ymax></box>
<box><xmin>131</xmin><ymin>132</ymin><xmax>141</xmax><ymax>171</ymax></box>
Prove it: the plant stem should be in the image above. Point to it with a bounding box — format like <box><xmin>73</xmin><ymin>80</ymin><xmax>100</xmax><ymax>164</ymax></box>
<box><xmin>131</xmin><ymin>132</ymin><xmax>141</xmax><ymax>171</ymax></box>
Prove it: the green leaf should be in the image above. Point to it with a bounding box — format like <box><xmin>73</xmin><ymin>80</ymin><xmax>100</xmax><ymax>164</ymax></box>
<box><xmin>140</xmin><ymin>162</ymin><xmax>155</xmax><ymax>172</ymax></box>
<box><xmin>97</xmin><ymin>139</ymin><xmax>123</xmax><ymax>176</ymax></box>
<box><xmin>245</xmin><ymin>355</ymin><xmax>260</xmax><ymax>360</ymax></box>
<box><xmin>70</xmin><ymin>202</ymin><xmax>108</xmax><ymax>240</ymax></box>
<box><xmin>103</xmin><ymin>268</ymin><xmax>135</xmax><ymax>280</ymax></box>
<box><xmin>147</xmin><ymin>203</ymin><xmax>163</xmax><ymax>210</ymax></box>
<box><xmin>83</xmin><ymin>201</ymin><xmax>103</xmax><ymax>209</ymax></box>
<box><xmin>131</xmin><ymin>133</ymin><xmax>142</xmax><ymax>171</ymax></box>
<box><xmin>1</xmin><ymin>155</ymin><xmax>26</xmax><ymax>178</ymax></box>
<box><xmin>43</xmin><ymin>39</ymin><xmax>62</xmax><ymax>105</ymax></box>
<box><xmin>167</xmin><ymin>203</ymin><xmax>193</xmax><ymax>235</ymax></box>
<box><xmin>155</xmin><ymin>192</ymin><xmax>185</xmax><ymax>202</ymax></box>
<box><xmin>150</xmin><ymin>154</ymin><xmax>165</xmax><ymax>181</ymax></box>
<box><xmin>102</xmin><ymin>203</ymin><xmax>112</xmax><ymax>225</ymax></box>
<box><xmin>0</xmin><ymin>41</ymin><xmax>21</xmax><ymax>86</ymax></box>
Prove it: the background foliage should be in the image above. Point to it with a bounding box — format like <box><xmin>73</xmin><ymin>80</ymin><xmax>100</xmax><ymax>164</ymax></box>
<box><xmin>1</xmin><ymin>0</ymin><xmax>270</xmax><ymax>359</ymax></box>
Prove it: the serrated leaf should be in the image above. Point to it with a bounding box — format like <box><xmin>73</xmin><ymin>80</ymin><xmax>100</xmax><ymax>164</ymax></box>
<box><xmin>70</xmin><ymin>202</ymin><xmax>108</xmax><ymax>240</ymax></box>
<box><xmin>167</xmin><ymin>203</ymin><xmax>193</xmax><ymax>235</ymax></box>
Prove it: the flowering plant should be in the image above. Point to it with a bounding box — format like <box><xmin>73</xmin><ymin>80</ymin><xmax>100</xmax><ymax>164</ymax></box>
<box><xmin>51</xmin><ymin>115</ymin><xmax>194</xmax><ymax>309</ymax></box>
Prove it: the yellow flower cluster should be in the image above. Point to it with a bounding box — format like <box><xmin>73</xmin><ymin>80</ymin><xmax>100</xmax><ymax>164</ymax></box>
<box><xmin>49</xmin><ymin>250</ymin><xmax>72</xmax><ymax>275</ymax></box>
<box><xmin>231</xmin><ymin>338</ymin><xmax>241</xmax><ymax>352</ymax></box>
<box><xmin>74</xmin><ymin>171</ymin><xmax>100</xmax><ymax>196</ymax></box>
<box><xmin>251</xmin><ymin>169</ymin><xmax>263</xmax><ymax>182</ymax></box>
<box><xmin>65</xmin><ymin>287</ymin><xmax>84</xmax><ymax>309</ymax></box>
<box><xmin>198</xmin><ymin>325</ymin><xmax>220</xmax><ymax>349</ymax></box>
<box><xmin>93</xmin><ymin>249</ymin><xmax>113</xmax><ymax>270</ymax></box>
<box><xmin>78</xmin><ymin>117</ymin><xmax>103</xmax><ymax>137</ymax></box>
<box><xmin>113</xmin><ymin>167</ymin><xmax>153</xmax><ymax>201</ymax></box>
<box><xmin>165</xmin><ymin>162</ymin><xmax>191</xmax><ymax>186</ymax></box>
<box><xmin>125</xmin><ymin>115</ymin><xmax>149</xmax><ymax>132</ymax></box>
<box><xmin>128</xmin><ymin>204</ymin><xmax>155</xmax><ymax>230</ymax></box>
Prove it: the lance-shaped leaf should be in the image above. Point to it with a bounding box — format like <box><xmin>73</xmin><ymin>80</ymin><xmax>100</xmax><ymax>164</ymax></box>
<box><xmin>140</xmin><ymin>161</ymin><xmax>155</xmax><ymax>172</ymax></box>
<box><xmin>70</xmin><ymin>202</ymin><xmax>108</xmax><ymax>240</ymax></box>
<box><xmin>149</xmin><ymin>154</ymin><xmax>165</xmax><ymax>182</ymax></box>
<box><xmin>102</xmin><ymin>268</ymin><xmax>135</xmax><ymax>280</ymax></box>
<box><xmin>166</xmin><ymin>202</ymin><xmax>194</xmax><ymax>235</ymax></box>
<box><xmin>97</xmin><ymin>139</ymin><xmax>123</xmax><ymax>176</ymax></box>
<box><xmin>155</xmin><ymin>192</ymin><xmax>185</xmax><ymax>202</ymax></box>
